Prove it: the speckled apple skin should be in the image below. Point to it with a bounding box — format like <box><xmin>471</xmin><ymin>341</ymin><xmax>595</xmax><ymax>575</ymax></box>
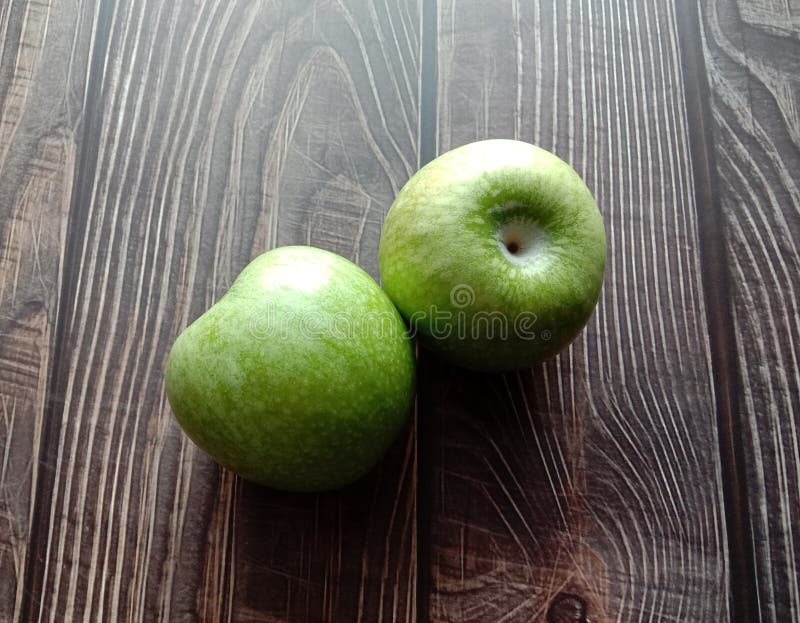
<box><xmin>166</xmin><ymin>246</ymin><xmax>415</xmax><ymax>492</ymax></box>
<box><xmin>379</xmin><ymin>139</ymin><xmax>606</xmax><ymax>371</ymax></box>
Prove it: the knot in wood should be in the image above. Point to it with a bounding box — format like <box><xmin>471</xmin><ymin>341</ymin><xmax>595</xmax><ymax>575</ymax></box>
<box><xmin>546</xmin><ymin>592</ymin><xmax>588</xmax><ymax>623</ymax></box>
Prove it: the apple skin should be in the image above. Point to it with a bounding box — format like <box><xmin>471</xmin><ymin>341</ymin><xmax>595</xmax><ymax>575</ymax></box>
<box><xmin>378</xmin><ymin>139</ymin><xmax>606</xmax><ymax>372</ymax></box>
<box><xmin>166</xmin><ymin>246</ymin><xmax>415</xmax><ymax>492</ymax></box>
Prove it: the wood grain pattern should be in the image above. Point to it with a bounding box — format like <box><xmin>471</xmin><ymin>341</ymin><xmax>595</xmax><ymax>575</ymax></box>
<box><xmin>425</xmin><ymin>0</ymin><xmax>729</xmax><ymax>620</ymax></box>
<box><xmin>0</xmin><ymin>132</ymin><xmax>74</xmax><ymax>623</ymax></box>
<box><xmin>2</xmin><ymin>0</ymin><xmax>799</xmax><ymax>621</ymax></box>
<box><xmin>700</xmin><ymin>0</ymin><xmax>800</xmax><ymax>619</ymax></box>
<box><xmin>0</xmin><ymin>1</ymin><xmax>98</xmax><ymax>620</ymax></box>
<box><xmin>11</xmin><ymin>1</ymin><xmax>421</xmax><ymax>621</ymax></box>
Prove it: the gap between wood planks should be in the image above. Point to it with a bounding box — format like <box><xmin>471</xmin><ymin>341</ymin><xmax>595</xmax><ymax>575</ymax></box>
<box><xmin>415</xmin><ymin>0</ymin><xmax>438</xmax><ymax>620</ymax></box>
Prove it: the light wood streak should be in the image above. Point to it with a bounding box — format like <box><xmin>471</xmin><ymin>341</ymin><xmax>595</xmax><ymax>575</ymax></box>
<box><xmin>735</xmin><ymin>0</ymin><xmax>800</xmax><ymax>38</ymax></box>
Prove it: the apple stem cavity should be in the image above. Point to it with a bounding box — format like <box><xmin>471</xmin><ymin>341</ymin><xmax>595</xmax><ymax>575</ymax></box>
<box><xmin>497</xmin><ymin>219</ymin><xmax>550</xmax><ymax>265</ymax></box>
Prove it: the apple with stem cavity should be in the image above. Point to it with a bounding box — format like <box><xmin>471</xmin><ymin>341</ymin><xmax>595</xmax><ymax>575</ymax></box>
<box><xmin>166</xmin><ymin>246</ymin><xmax>415</xmax><ymax>491</ymax></box>
<box><xmin>379</xmin><ymin>139</ymin><xmax>606</xmax><ymax>372</ymax></box>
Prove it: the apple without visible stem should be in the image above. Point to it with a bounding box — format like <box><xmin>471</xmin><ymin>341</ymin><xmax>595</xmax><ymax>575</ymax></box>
<box><xmin>378</xmin><ymin>139</ymin><xmax>606</xmax><ymax>372</ymax></box>
<box><xmin>166</xmin><ymin>246</ymin><xmax>415</xmax><ymax>492</ymax></box>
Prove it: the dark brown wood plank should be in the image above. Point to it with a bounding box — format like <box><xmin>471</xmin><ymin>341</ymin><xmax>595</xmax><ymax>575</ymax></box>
<box><xmin>423</xmin><ymin>1</ymin><xmax>730</xmax><ymax>620</ymax></box>
<box><xmin>699</xmin><ymin>0</ymin><xmax>800</xmax><ymax>618</ymax></box>
<box><xmin>18</xmin><ymin>1</ymin><xmax>421</xmax><ymax>621</ymax></box>
<box><xmin>0</xmin><ymin>1</ymin><xmax>98</xmax><ymax>620</ymax></box>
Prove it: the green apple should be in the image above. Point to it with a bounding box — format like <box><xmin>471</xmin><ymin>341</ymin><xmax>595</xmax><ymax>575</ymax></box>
<box><xmin>166</xmin><ymin>246</ymin><xmax>415</xmax><ymax>491</ymax></box>
<box><xmin>378</xmin><ymin>139</ymin><xmax>606</xmax><ymax>372</ymax></box>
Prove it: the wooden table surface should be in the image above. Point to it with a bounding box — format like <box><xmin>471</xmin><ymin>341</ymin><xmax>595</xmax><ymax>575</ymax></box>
<box><xmin>1</xmin><ymin>0</ymin><xmax>798</xmax><ymax>621</ymax></box>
